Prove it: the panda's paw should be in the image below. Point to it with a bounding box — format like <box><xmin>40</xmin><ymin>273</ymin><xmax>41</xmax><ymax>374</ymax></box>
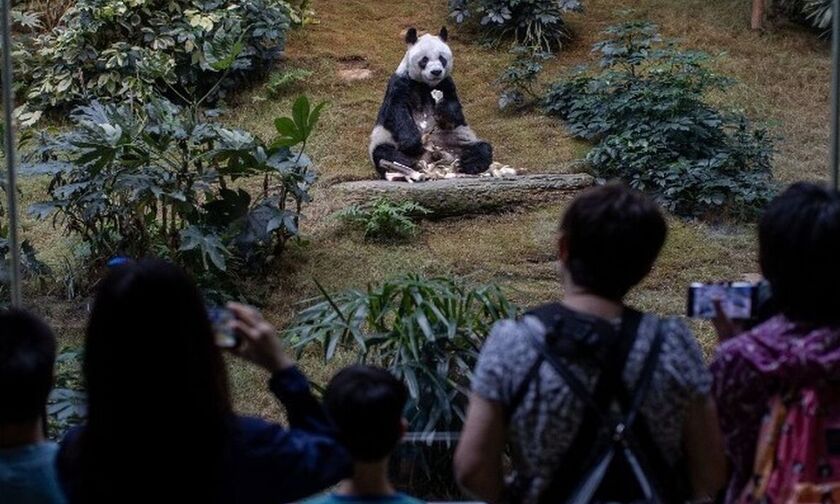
<box><xmin>400</xmin><ymin>136</ymin><xmax>425</xmax><ymax>157</ymax></box>
<box><xmin>431</xmin><ymin>89</ymin><xmax>444</xmax><ymax>103</ymax></box>
<box><xmin>459</xmin><ymin>142</ymin><xmax>493</xmax><ymax>175</ymax></box>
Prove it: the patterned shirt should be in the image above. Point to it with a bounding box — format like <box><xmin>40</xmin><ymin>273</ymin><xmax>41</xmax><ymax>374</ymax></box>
<box><xmin>472</xmin><ymin>309</ymin><xmax>712</xmax><ymax>504</ymax></box>
<box><xmin>711</xmin><ymin>315</ymin><xmax>840</xmax><ymax>502</ymax></box>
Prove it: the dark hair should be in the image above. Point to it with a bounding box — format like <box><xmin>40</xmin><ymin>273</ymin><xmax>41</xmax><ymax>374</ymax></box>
<box><xmin>560</xmin><ymin>183</ymin><xmax>667</xmax><ymax>300</ymax></box>
<box><xmin>759</xmin><ymin>182</ymin><xmax>840</xmax><ymax>325</ymax></box>
<box><xmin>78</xmin><ymin>259</ymin><xmax>231</xmax><ymax>501</ymax></box>
<box><xmin>0</xmin><ymin>310</ymin><xmax>56</xmax><ymax>423</ymax></box>
<box><xmin>324</xmin><ymin>365</ymin><xmax>407</xmax><ymax>462</ymax></box>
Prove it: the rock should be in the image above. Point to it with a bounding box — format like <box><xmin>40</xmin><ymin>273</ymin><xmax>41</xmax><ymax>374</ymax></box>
<box><xmin>338</xmin><ymin>68</ymin><xmax>373</xmax><ymax>81</ymax></box>
<box><xmin>332</xmin><ymin>173</ymin><xmax>594</xmax><ymax>217</ymax></box>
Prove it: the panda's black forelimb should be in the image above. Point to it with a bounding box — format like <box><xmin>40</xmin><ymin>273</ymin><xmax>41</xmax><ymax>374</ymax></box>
<box><xmin>459</xmin><ymin>141</ymin><xmax>493</xmax><ymax>175</ymax></box>
<box><xmin>378</xmin><ymin>75</ymin><xmax>424</xmax><ymax>157</ymax></box>
<box><xmin>372</xmin><ymin>144</ymin><xmax>417</xmax><ymax>178</ymax></box>
<box><xmin>433</xmin><ymin>77</ymin><xmax>466</xmax><ymax>129</ymax></box>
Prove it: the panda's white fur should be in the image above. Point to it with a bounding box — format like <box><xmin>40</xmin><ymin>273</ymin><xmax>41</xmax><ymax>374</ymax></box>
<box><xmin>396</xmin><ymin>33</ymin><xmax>453</xmax><ymax>87</ymax></box>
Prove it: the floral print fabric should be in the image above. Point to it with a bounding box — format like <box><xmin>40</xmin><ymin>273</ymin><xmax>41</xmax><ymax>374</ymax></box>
<box><xmin>472</xmin><ymin>310</ymin><xmax>711</xmax><ymax>504</ymax></box>
<box><xmin>711</xmin><ymin>315</ymin><xmax>840</xmax><ymax>502</ymax></box>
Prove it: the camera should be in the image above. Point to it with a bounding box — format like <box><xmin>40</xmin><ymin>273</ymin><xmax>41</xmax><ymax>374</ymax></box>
<box><xmin>208</xmin><ymin>306</ymin><xmax>239</xmax><ymax>349</ymax></box>
<box><xmin>686</xmin><ymin>282</ymin><xmax>770</xmax><ymax>320</ymax></box>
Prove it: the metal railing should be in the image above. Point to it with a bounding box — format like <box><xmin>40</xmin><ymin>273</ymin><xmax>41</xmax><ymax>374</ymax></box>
<box><xmin>1</xmin><ymin>0</ymin><xmax>21</xmax><ymax>306</ymax></box>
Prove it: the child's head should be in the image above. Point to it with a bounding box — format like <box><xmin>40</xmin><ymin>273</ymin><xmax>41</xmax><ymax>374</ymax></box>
<box><xmin>0</xmin><ymin>309</ymin><xmax>56</xmax><ymax>425</ymax></box>
<box><xmin>559</xmin><ymin>182</ymin><xmax>667</xmax><ymax>301</ymax></box>
<box><xmin>324</xmin><ymin>365</ymin><xmax>408</xmax><ymax>463</ymax></box>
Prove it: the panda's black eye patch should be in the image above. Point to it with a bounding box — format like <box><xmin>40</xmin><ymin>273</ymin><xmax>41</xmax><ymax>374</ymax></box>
<box><xmin>418</xmin><ymin>57</ymin><xmax>429</xmax><ymax>69</ymax></box>
<box><xmin>439</xmin><ymin>56</ymin><xmax>448</xmax><ymax>67</ymax></box>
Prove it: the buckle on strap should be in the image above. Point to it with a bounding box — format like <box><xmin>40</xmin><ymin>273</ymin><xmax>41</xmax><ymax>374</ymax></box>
<box><xmin>612</xmin><ymin>422</ymin><xmax>626</xmax><ymax>442</ymax></box>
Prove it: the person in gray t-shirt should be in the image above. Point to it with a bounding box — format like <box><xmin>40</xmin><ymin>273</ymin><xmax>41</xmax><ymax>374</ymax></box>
<box><xmin>0</xmin><ymin>310</ymin><xmax>66</xmax><ymax>504</ymax></box>
<box><xmin>454</xmin><ymin>183</ymin><xmax>726</xmax><ymax>504</ymax></box>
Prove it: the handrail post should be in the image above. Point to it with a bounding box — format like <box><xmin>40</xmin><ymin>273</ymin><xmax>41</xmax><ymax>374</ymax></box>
<box><xmin>1</xmin><ymin>0</ymin><xmax>22</xmax><ymax>306</ymax></box>
<box><xmin>831</xmin><ymin>0</ymin><xmax>840</xmax><ymax>189</ymax></box>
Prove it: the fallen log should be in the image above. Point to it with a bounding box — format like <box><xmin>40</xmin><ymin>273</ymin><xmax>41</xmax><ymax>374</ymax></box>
<box><xmin>332</xmin><ymin>173</ymin><xmax>594</xmax><ymax>217</ymax></box>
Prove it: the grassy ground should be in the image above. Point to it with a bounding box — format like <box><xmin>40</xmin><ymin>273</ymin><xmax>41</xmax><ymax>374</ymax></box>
<box><xmin>21</xmin><ymin>0</ymin><xmax>831</xmax><ymax>417</ymax></box>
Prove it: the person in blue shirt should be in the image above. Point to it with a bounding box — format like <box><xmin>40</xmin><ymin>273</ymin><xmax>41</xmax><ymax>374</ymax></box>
<box><xmin>0</xmin><ymin>309</ymin><xmax>66</xmax><ymax>504</ymax></box>
<box><xmin>305</xmin><ymin>365</ymin><xmax>423</xmax><ymax>504</ymax></box>
<box><xmin>55</xmin><ymin>259</ymin><xmax>351</xmax><ymax>503</ymax></box>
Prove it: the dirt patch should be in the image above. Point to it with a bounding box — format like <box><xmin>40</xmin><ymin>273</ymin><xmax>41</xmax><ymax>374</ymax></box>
<box><xmin>337</xmin><ymin>55</ymin><xmax>373</xmax><ymax>82</ymax></box>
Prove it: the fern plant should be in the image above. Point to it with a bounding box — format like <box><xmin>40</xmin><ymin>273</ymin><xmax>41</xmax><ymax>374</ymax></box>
<box><xmin>337</xmin><ymin>198</ymin><xmax>430</xmax><ymax>241</ymax></box>
<box><xmin>265</xmin><ymin>68</ymin><xmax>314</xmax><ymax>98</ymax></box>
<box><xmin>285</xmin><ymin>275</ymin><xmax>518</xmax><ymax>434</ymax></box>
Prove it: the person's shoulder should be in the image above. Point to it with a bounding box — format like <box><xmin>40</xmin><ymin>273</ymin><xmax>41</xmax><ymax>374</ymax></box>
<box><xmin>644</xmin><ymin>313</ymin><xmax>712</xmax><ymax>392</ymax></box>
<box><xmin>650</xmin><ymin>314</ymin><xmax>704</xmax><ymax>356</ymax></box>
<box><xmin>300</xmin><ymin>493</ymin><xmax>335</xmax><ymax>504</ymax></box>
<box><xmin>395</xmin><ymin>493</ymin><xmax>426</xmax><ymax>504</ymax></box>
<box><xmin>712</xmin><ymin>315</ymin><xmax>789</xmax><ymax>370</ymax></box>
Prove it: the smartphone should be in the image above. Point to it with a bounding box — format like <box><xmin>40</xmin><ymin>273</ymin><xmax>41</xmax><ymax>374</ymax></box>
<box><xmin>686</xmin><ymin>282</ymin><xmax>760</xmax><ymax>320</ymax></box>
<box><xmin>208</xmin><ymin>307</ymin><xmax>239</xmax><ymax>349</ymax></box>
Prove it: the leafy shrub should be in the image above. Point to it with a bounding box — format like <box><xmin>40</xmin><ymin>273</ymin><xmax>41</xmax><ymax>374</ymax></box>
<box><xmin>448</xmin><ymin>0</ymin><xmax>582</xmax><ymax>52</ymax></box>
<box><xmin>280</xmin><ymin>0</ymin><xmax>317</xmax><ymax>27</ymax></box>
<box><xmin>496</xmin><ymin>46</ymin><xmax>550</xmax><ymax>111</ymax></box>
<box><xmin>47</xmin><ymin>348</ymin><xmax>87</xmax><ymax>439</ymax></box>
<box><xmin>0</xmin><ymin>236</ymin><xmax>51</xmax><ymax>304</ymax></box>
<box><xmin>28</xmin><ymin>95</ymin><xmax>323</xmax><ymax>294</ymax></box>
<box><xmin>21</xmin><ymin>0</ymin><xmax>290</xmax><ymax>111</ymax></box>
<box><xmin>22</xmin><ymin>0</ymin><xmax>75</xmax><ymax>31</ymax></box>
<box><xmin>543</xmin><ymin>20</ymin><xmax>776</xmax><ymax>219</ymax></box>
<box><xmin>336</xmin><ymin>198</ymin><xmax>430</xmax><ymax>241</ymax></box>
<box><xmin>265</xmin><ymin>67</ymin><xmax>314</xmax><ymax>98</ymax></box>
<box><xmin>286</xmin><ymin>275</ymin><xmax>517</xmax><ymax>433</ymax></box>
<box><xmin>807</xmin><ymin>0</ymin><xmax>833</xmax><ymax>30</ymax></box>
<box><xmin>0</xmin><ymin>124</ymin><xmax>50</xmax><ymax>304</ymax></box>
<box><xmin>777</xmin><ymin>0</ymin><xmax>832</xmax><ymax>33</ymax></box>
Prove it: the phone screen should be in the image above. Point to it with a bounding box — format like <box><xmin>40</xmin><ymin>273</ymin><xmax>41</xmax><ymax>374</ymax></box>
<box><xmin>687</xmin><ymin>282</ymin><xmax>756</xmax><ymax>320</ymax></box>
<box><xmin>208</xmin><ymin>307</ymin><xmax>238</xmax><ymax>348</ymax></box>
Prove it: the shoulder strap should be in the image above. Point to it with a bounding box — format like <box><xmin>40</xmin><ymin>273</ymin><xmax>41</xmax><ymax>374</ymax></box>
<box><xmin>563</xmin><ymin>319</ymin><xmax>668</xmax><ymax>504</ymax></box>
<box><xmin>532</xmin><ymin>309</ymin><xmax>644</xmax><ymax>504</ymax></box>
<box><xmin>592</xmin><ymin>319</ymin><xmax>690</xmax><ymax>504</ymax></box>
<box><xmin>505</xmin><ymin>303</ymin><xmax>564</xmax><ymax>421</ymax></box>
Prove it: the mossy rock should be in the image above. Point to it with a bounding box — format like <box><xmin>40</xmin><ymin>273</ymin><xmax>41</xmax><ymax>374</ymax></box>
<box><xmin>332</xmin><ymin>173</ymin><xmax>594</xmax><ymax>217</ymax></box>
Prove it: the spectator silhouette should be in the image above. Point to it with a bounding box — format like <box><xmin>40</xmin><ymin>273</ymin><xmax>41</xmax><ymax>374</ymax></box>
<box><xmin>305</xmin><ymin>365</ymin><xmax>423</xmax><ymax>504</ymax></box>
<box><xmin>56</xmin><ymin>259</ymin><xmax>350</xmax><ymax>503</ymax></box>
<box><xmin>0</xmin><ymin>309</ymin><xmax>66</xmax><ymax>503</ymax></box>
<box><xmin>455</xmin><ymin>183</ymin><xmax>726</xmax><ymax>504</ymax></box>
<box><xmin>712</xmin><ymin>182</ymin><xmax>840</xmax><ymax>501</ymax></box>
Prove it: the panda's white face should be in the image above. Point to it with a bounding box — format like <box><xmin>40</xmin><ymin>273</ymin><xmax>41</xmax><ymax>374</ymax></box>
<box><xmin>400</xmin><ymin>34</ymin><xmax>453</xmax><ymax>87</ymax></box>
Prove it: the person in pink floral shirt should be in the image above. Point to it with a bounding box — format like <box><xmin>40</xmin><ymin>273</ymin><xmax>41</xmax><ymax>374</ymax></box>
<box><xmin>711</xmin><ymin>182</ymin><xmax>840</xmax><ymax>502</ymax></box>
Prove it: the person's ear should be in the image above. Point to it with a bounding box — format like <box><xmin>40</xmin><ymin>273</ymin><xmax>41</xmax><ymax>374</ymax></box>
<box><xmin>438</xmin><ymin>26</ymin><xmax>448</xmax><ymax>42</ymax></box>
<box><xmin>557</xmin><ymin>230</ymin><xmax>570</xmax><ymax>263</ymax></box>
<box><xmin>405</xmin><ymin>27</ymin><xmax>418</xmax><ymax>45</ymax></box>
<box><xmin>399</xmin><ymin>417</ymin><xmax>408</xmax><ymax>439</ymax></box>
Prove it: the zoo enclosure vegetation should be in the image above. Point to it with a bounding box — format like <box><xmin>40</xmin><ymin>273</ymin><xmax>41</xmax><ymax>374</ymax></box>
<box><xmin>542</xmin><ymin>20</ymin><xmax>776</xmax><ymax>219</ymax></box>
<box><xmin>0</xmin><ymin>0</ymin><xmax>829</xmax><ymax>459</ymax></box>
<box><xmin>286</xmin><ymin>275</ymin><xmax>517</xmax><ymax>434</ymax></box>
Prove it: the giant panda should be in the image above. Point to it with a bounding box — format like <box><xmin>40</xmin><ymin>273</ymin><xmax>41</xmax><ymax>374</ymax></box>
<box><xmin>368</xmin><ymin>27</ymin><xmax>493</xmax><ymax>178</ymax></box>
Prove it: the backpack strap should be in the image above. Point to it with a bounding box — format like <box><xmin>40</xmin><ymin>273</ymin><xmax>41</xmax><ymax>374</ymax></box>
<box><xmin>614</xmin><ymin>324</ymin><xmax>690</xmax><ymax>503</ymax></box>
<box><xmin>532</xmin><ymin>308</ymin><xmax>645</xmax><ymax>504</ymax></box>
<box><xmin>560</xmin><ymin>321</ymin><xmax>666</xmax><ymax>504</ymax></box>
<box><xmin>507</xmin><ymin>303</ymin><xmax>618</xmax><ymax>422</ymax></box>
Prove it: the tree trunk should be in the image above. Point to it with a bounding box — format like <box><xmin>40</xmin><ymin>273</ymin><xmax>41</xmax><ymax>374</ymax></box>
<box><xmin>752</xmin><ymin>0</ymin><xmax>766</xmax><ymax>30</ymax></box>
<box><xmin>332</xmin><ymin>173</ymin><xmax>594</xmax><ymax>217</ymax></box>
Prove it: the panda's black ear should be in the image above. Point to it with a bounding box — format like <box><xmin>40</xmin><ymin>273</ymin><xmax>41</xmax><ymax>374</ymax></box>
<box><xmin>405</xmin><ymin>27</ymin><xmax>418</xmax><ymax>45</ymax></box>
<box><xmin>439</xmin><ymin>26</ymin><xmax>448</xmax><ymax>42</ymax></box>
